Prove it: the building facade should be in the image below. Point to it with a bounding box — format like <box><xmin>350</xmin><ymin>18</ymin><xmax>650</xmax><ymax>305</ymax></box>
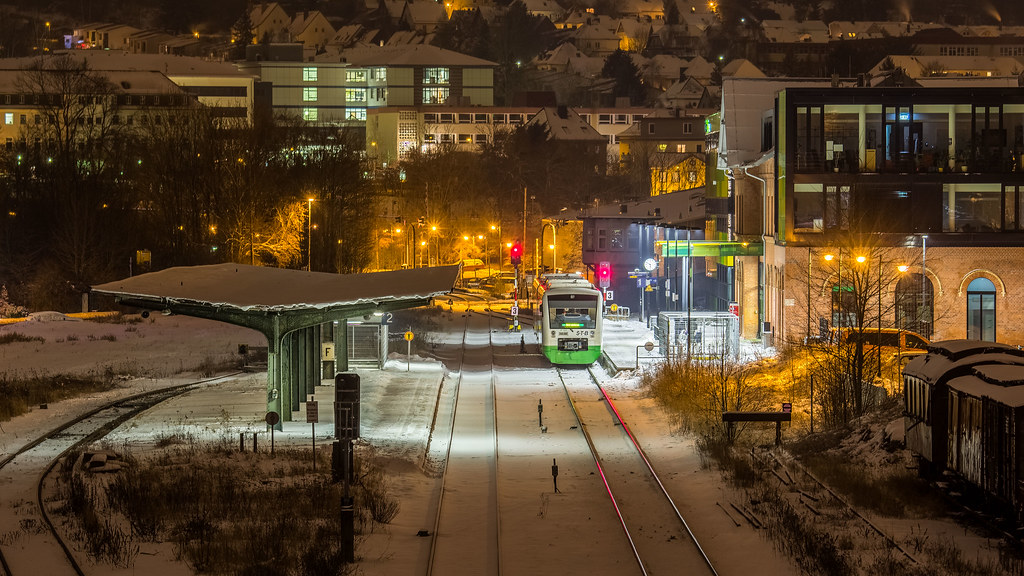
<box><xmin>775</xmin><ymin>86</ymin><xmax>1024</xmax><ymax>345</ymax></box>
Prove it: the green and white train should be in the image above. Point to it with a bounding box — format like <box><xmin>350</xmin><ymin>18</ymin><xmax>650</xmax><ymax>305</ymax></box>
<box><xmin>538</xmin><ymin>274</ymin><xmax>603</xmax><ymax>365</ymax></box>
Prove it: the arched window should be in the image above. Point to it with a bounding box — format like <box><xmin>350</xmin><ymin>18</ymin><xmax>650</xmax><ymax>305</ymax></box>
<box><xmin>895</xmin><ymin>273</ymin><xmax>933</xmax><ymax>339</ymax></box>
<box><xmin>966</xmin><ymin>277</ymin><xmax>996</xmax><ymax>341</ymax></box>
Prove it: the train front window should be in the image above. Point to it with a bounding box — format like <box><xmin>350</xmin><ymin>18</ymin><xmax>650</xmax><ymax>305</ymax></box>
<box><xmin>547</xmin><ymin>295</ymin><xmax>598</xmax><ymax>329</ymax></box>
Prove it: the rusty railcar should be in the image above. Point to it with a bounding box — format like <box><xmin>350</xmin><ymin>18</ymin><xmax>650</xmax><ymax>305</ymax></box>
<box><xmin>902</xmin><ymin>340</ymin><xmax>1024</xmax><ymax>478</ymax></box>
<box><xmin>945</xmin><ymin>365</ymin><xmax>1024</xmax><ymax>517</ymax></box>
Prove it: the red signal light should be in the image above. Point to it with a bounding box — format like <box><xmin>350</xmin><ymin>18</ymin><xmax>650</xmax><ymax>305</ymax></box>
<box><xmin>510</xmin><ymin>242</ymin><xmax>523</xmax><ymax>267</ymax></box>
<box><xmin>597</xmin><ymin>261</ymin><xmax>611</xmax><ymax>287</ymax></box>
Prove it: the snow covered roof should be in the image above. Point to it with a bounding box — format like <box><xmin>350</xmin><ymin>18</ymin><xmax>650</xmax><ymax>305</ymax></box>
<box><xmin>526</xmin><ymin>107</ymin><xmax>607</xmax><ymax>142</ymax></box>
<box><xmin>339</xmin><ymin>44</ymin><xmax>496</xmax><ymax>67</ymax></box>
<box><xmin>760</xmin><ymin>19</ymin><xmax>829</xmax><ymax>44</ymax></box>
<box><xmin>720</xmin><ymin>58</ymin><xmax>765</xmax><ymax>78</ymax></box>
<box><xmin>948</xmin><ymin>372</ymin><xmax>1024</xmax><ymax>407</ymax></box>
<box><xmin>91</xmin><ymin>264</ymin><xmax>460</xmax><ymax>312</ymax></box>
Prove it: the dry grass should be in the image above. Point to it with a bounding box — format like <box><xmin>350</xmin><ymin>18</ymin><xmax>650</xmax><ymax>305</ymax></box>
<box><xmin>0</xmin><ymin>373</ymin><xmax>115</xmax><ymax>422</ymax></box>
<box><xmin>58</xmin><ymin>439</ymin><xmax>400</xmax><ymax>575</ymax></box>
<box><xmin>644</xmin><ymin>350</ymin><xmax>1024</xmax><ymax>576</ymax></box>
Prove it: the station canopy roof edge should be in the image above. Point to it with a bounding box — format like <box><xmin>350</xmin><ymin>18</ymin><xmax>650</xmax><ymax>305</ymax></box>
<box><xmin>90</xmin><ymin>263</ymin><xmax>461</xmax><ymax>313</ymax></box>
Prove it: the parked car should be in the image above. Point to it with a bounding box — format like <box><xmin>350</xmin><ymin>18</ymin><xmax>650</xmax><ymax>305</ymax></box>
<box><xmin>808</xmin><ymin>327</ymin><xmax>929</xmax><ymax>357</ymax></box>
<box><xmin>479</xmin><ymin>272</ymin><xmax>519</xmax><ymax>298</ymax></box>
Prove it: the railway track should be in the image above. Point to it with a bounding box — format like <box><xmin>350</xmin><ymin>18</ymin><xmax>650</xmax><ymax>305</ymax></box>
<box><xmin>557</xmin><ymin>366</ymin><xmax>719</xmax><ymax>576</ymax></box>
<box><xmin>0</xmin><ymin>373</ymin><xmax>241</xmax><ymax>576</ymax></box>
<box><xmin>426</xmin><ymin>309</ymin><xmax>501</xmax><ymax>576</ymax></box>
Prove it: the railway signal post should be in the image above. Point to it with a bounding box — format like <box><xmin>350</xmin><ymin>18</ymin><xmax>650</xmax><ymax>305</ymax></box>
<box><xmin>510</xmin><ymin>242</ymin><xmax>523</xmax><ymax>331</ymax></box>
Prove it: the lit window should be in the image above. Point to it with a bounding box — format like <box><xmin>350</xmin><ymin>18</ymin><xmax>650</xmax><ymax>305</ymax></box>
<box><xmin>303</xmin><ymin>87</ymin><xmax>318</xmax><ymax>102</ymax></box>
<box><xmin>3</xmin><ymin>113</ymin><xmax>11</xmax><ymax>125</ymax></box>
<box><xmin>422</xmin><ymin>87</ymin><xmax>449</xmax><ymax>104</ymax></box>
<box><xmin>424</xmin><ymin>67</ymin><xmax>450</xmax><ymax>84</ymax></box>
<box><xmin>346</xmin><ymin>88</ymin><xmax>366</xmax><ymax>103</ymax></box>
<box><xmin>346</xmin><ymin>69</ymin><xmax>367</xmax><ymax>82</ymax></box>
<box><xmin>303</xmin><ymin>108</ymin><xmax>318</xmax><ymax>122</ymax></box>
<box><xmin>303</xmin><ymin>67</ymin><xmax>318</xmax><ymax>82</ymax></box>
<box><xmin>346</xmin><ymin>108</ymin><xmax>367</xmax><ymax>121</ymax></box>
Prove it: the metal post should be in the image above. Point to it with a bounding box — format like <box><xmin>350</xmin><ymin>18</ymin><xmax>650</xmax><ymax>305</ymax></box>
<box><xmin>687</xmin><ymin>229</ymin><xmax>692</xmax><ymax>359</ymax></box>
<box><xmin>807</xmin><ymin>247</ymin><xmax>812</xmax><ymax>341</ymax></box>
<box><xmin>810</xmin><ymin>374</ymin><xmax>814</xmax><ymax>434</ymax></box>
<box><xmin>307</xmin><ymin>198</ymin><xmax>313</xmax><ymax>271</ymax></box>
<box><xmin>921</xmin><ymin>235</ymin><xmax>927</xmax><ymax>337</ymax></box>
<box><xmin>877</xmin><ymin>255</ymin><xmax>882</xmax><ymax>377</ymax></box>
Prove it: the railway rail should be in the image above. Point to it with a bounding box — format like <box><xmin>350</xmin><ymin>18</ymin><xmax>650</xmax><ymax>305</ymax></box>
<box><xmin>557</xmin><ymin>366</ymin><xmax>719</xmax><ymax>576</ymax></box>
<box><xmin>0</xmin><ymin>374</ymin><xmax>240</xmax><ymax>576</ymax></box>
<box><xmin>425</xmin><ymin>309</ymin><xmax>501</xmax><ymax>575</ymax></box>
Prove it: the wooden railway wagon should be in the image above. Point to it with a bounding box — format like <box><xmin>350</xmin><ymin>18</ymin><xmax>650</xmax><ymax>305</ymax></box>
<box><xmin>903</xmin><ymin>341</ymin><xmax>1024</xmax><ymax>475</ymax></box>
<box><xmin>945</xmin><ymin>364</ymin><xmax>1024</xmax><ymax>517</ymax></box>
<box><xmin>903</xmin><ymin>340</ymin><xmax>1024</xmax><ymax>520</ymax></box>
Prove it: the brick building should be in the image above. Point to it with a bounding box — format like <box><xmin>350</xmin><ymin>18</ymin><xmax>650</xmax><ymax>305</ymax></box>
<box><xmin>718</xmin><ymin>78</ymin><xmax>1024</xmax><ymax>346</ymax></box>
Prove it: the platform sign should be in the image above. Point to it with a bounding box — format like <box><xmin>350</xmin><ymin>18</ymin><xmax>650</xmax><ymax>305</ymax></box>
<box><xmin>510</xmin><ymin>305</ymin><xmax>519</xmax><ymax>316</ymax></box>
<box><xmin>321</xmin><ymin>343</ymin><xmax>335</xmax><ymax>362</ymax></box>
<box><xmin>729</xmin><ymin>301</ymin><xmax>739</xmax><ymax>317</ymax></box>
<box><xmin>307</xmin><ymin>400</ymin><xmax>319</xmax><ymax>423</ymax></box>
<box><xmin>782</xmin><ymin>402</ymin><xmax>792</xmax><ymax>413</ymax></box>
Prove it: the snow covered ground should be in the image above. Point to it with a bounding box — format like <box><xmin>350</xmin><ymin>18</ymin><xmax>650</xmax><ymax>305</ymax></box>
<box><xmin>0</xmin><ymin>309</ymin><xmax>1012</xmax><ymax>575</ymax></box>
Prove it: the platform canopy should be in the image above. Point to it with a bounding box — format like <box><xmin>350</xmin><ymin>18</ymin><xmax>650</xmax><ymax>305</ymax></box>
<box><xmin>91</xmin><ymin>263</ymin><xmax>461</xmax><ymax>313</ymax></box>
<box><xmin>90</xmin><ymin>263</ymin><xmax>461</xmax><ymax>426</ymax></box>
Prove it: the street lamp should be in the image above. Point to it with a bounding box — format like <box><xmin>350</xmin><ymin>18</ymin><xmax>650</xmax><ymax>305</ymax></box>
<box><xmin>824</xmin><ymin>251</ymin><xmax>841</xmax><ymax>329</ymax></box>
<box><xmin>541</xmin><ymin>221</ymin><xmax>557</xmax><ymax>273</ymax></box>
<box><xmin>307</xmin><ymin>197</ymin><xmax>315</xmax><ymax>271</ymax></box>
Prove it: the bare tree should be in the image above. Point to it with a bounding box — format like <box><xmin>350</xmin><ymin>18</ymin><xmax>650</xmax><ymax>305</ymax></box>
<box><xmin>15</xmin><ymin>55</ymin><xmax>135</xmax><ymax>298</ymax></box>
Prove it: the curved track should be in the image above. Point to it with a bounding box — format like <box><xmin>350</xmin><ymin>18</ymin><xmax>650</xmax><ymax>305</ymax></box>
<box><xmin>0</xmin><ymin>374</ymin><xmax>240</xmax><ymax>576</ymax></box>
<box><xmin>557</xmin><ymin>367</ymin><xmax>719</xmax><ymax>576</ymax></box>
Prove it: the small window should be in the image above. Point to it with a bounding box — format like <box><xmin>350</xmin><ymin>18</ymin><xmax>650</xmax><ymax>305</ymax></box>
<box><xmin>648</xmin><ymin>124</ymin><xmax>655</xmax><ymax>135</ymax></box>
<box><xmin>3</xmin><ymin>113</ymin><xmax>11</xmax><ymax>125</ymax></box>
<box><xmin>683</xmin><ymin>123</ymin><xmax>693</xmax><ymax>134</ymax></box>
<box><xmin>346</xmin><ymin>69</ymin><xmax>366</xmax><ymax>82</ymax></box>
<box><xmin>303</xmin><ymin>67</ymin><xmax>318</xmax><ymax>81</ymax></box>
<box><xmin>458</xmin><ymin>113</ymin><xmax>471</xmax><ymax>123</ymax></box>
<box><xmin>303</xmin><ymin>87</ymin><xmax>318</xmax><ymax>102</ymax></box>
<box><xmin>303</xmin><ymin>108</ymin><xmax>318</xmax><ymax>122</ymax></box>
<box><xmin>474</xmin><ymin>134</ymin><xmax>487</xmax><ymax>143</ymax></box>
